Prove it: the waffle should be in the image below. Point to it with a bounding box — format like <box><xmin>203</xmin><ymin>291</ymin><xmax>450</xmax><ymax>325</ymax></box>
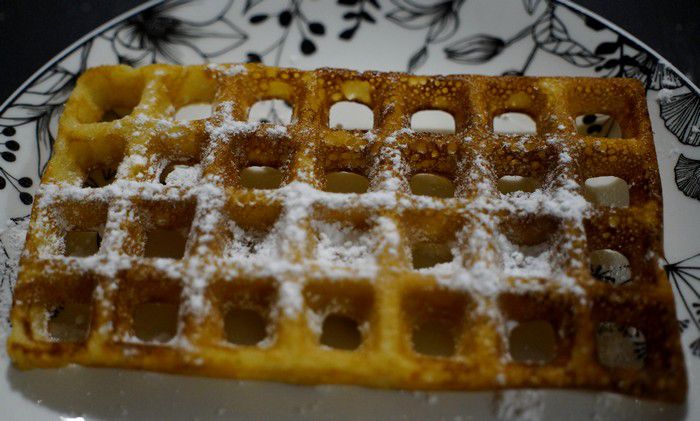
<box><xmin>7</xmin><ymin>63</ymin><xmax>686</xmax><ymax>402</ymax></box>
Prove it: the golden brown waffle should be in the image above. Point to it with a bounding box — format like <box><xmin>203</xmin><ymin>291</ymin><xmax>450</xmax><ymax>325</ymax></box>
<box><xmin>7</xmin><ymin>63</ymin><xmax>686</xmax><ymax>402</ymax></box>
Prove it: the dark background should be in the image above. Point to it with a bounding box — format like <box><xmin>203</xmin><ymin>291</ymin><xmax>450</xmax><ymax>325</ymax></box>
<box><xmin>1</xmin><ymin>0</ymin><xmax>698</xmax><ymax>101</ymax></box>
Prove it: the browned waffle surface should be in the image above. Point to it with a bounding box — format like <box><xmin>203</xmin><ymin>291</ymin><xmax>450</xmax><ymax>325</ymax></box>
<box><xmin>7</xmin><ymin>63</ymin><xmax>686</xmax><ymax>402</ymax></box>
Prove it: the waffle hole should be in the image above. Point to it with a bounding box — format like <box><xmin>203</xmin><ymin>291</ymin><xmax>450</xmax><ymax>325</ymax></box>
<box><xmin>213</xmin><ymin>279</ymin><xmax>277</xmax><ymax>346</ymax></box>
<box><xmin>160</xmin><ymin>163</ymin><xmax>198</xmax><ymax>185</ymax></box>
<box><xmin>590</xmin><ymin>249</ymin><xmax>631</xmax><ymax>285</ymax></box>
<box><xmin>47</xmin><ymin>303</ymin><xmax>92</xmax><ymax>342</ymax></box>
<box><xmin>225</xmin><ymin>206</ymin><xmax>281</xmax><ymax>259</ymax></box>
<box><xmin>64</xmin><ymin>230</ymin><xmax>102</xmax><ymax>257</ymax></box>
<box><xmin>501</xmin><ymin>215</ymin><xmax>558</xmax><ymax>248</ymax></box>
<box><xmin>320</xmin><ymin>314</ymin><xmax>362</xmax><ymax>350</ymax></box>
<box><xmin>493</xmin><ymin>112</ymin><xmax>537</xmax><ymax>134</ymax></box>
<box><xmin>596</xmin><ymin>322</ymin><xmax>646</xmax><ymax>369</ymax></box>
<box><xmin>304</xmin><ymin>282</ymin><xmax>374</xmax><ymax>351</ymax></box>
<box><xmin>240</xmin><ymin>166</ymin><xmax>283</xmax><ymax>189</ymax></box>
<box><xmin>175</xmin><ymin>103</ymin><xmax>212</xmax><ymax>121</ymax></box>
<box><xmin>404</xmin><ymin>289</ymin><xmax>468</xmax><ymax>358</ymax></box>
<box><xmin>575</xmin><ymin>114</ymin><xmax>623</xmax><ymax>138</ymax></box>
<box><xmin>100</xmin><ymin>106</ymin><xmax>134</xmax><ymax>122</ymax></box>
<box><xmin>325</xmin><ymin>171</ymin><xmax>369</xmax><ymax>193</ymax></box>
<box><xmin>329</xmin><ymin>101</ymin><xmax>373</xmax><ymax>130</ymax></box>
<box><xmin>145</xmin><ymin>229</ymin><xmax>188</xmax><ymax>259</ymax></box>
<box><xmin>410</xmin><ymin>110</ymin><xmax>456</xmax><ymax>133</ymax></box>
<box><xmin>224</xmin><ymin>308</ymin><xmax>268</xmax><ymax>346</ymax></box>
<box><xmin>412</xmin><ymin>320</ymin><xmax>456</xmax><ymax>357</ymax></box>
<box><xmin>411</xmin><ymin>242</ymin><xmax>453</xmax><ymax>269</ymax></box>
<box><xmin>83</xmin><ymin>167</ymin><xmax>118</xmax><ymax>188</ymax></box>
<box><xmin>497</xmin><ymin>176</ymin><xmax>539</xmax><ymax>194</ymax></box>
<box><xmin>508</xmin><ymin>320</ymin><xmax>557</xmax><ymax>364</ymax></box>
<box><xmin>409</xmin><ymin>173</ymin><xmax>455</xmax><ymax>198</ymax></box>
<box><xmin>132</xmin><ymin>302</ymin><xmax>179</xmax><ymax>342</ymax></box>
<box><xmin>248</xmin><ymin>99</ymin><xmax>293</xmax><ymax>125</ymax></box>
<box><xmin>583</xmin><ymin>176</ymin><xmax>629</xmax><ymax>207</ymax></box>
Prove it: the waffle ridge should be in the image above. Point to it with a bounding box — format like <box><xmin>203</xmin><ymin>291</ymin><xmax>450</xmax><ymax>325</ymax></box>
<box><xmin>7</xmin><ymin>63</ymin><xmax>686</xmax><ymax>401</ymax></box>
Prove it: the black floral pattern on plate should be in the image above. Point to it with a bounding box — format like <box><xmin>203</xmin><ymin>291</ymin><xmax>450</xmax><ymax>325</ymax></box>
<box><xmin>386</xmin><ymin>0</ymin><xmax>466</xmax><ymax>72</ymax></box>
<box><xmin>244</xmin><ymin>0</ymin><xmax>326</xmax><ymax>64</ymax></box>
<box><xmin>522</xmin><ymin>0</ymin><xmax>543</xmax><ymax>15</ymax></box>
<box><xmin>666</xmin><ymin>253</ymin><xmax>700</xmax><ymax>356</ymax></box>
<box><xmin>0</xmin><ymin>41</ymin><xmax>95</xmax><ymax>206</ymax></box>
<box><xmin>440</xmin><ymin>0</ymin><xmax>680</xmax><ymax>84</ymax></box>
<box><xmin>107</xmin><ymin>0</ymin><xmax>247</xmax><ymax>66</ymax></box>
<box><xmin>585</xmin><ymin>22</ymin><xmax>683</xmax><ymax>90</ymax></box>
<box><xmin>441</xmin><ymin>3</ymin><xmax>602</xmax><ymax>75</ymax></box>
<box><xmin>675</xmin><ymin>155</ymin><xmax>700</xmax><ymax>200</ymax></box>
<box><xmin>338</xmin><ymin>0</ymin><xmax>381</xmax><ymax>40</ymax></box>
<box><xmin>660</xmin><ymin>90</ymin><xmax>700</xmax><ymax>147</ymax></box>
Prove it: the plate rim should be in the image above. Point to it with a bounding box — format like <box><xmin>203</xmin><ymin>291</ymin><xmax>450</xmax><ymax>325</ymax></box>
<box><xmin>556</xmin><ymin>0</ymin><xmax>699</xmax><ymax>94</ymax></box>
<box><xmin>0</xmin><ymin>0</ymin><xmax>163</xmax><ymax>115</ymax></box>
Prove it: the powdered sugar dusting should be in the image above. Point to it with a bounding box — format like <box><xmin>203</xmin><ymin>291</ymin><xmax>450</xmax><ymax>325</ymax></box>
<box><xmin>7</xmin><ymin>92</ymin><xmax>596</xmax><ymax>368</ymax></box>
<box><xmin>207</xmin><ymin>63</ymin><xmax>247</xmax><ymax>76</ymax></box>
<box><xmin>164</xmin><ymin>165</ymin><xmax>201</xmax><ymax>186</ymax></box>
<box><xmin>494</xmin><ymin>390</ymin><xmax>544</xmax><ymax>420</ymax></box>
<box><xmin>12</xmin><ymin>135</ymin><xmax>592</xmax><ymax>338</ymax></box>
<box><xmin>311</xmin><ymin>220</ymin><xmax>376</xmax><ymax>272</ymax></box>
<box><xmin>203</xmin><ymin>101</ymin><xmax>259</xmax><ymax>168</ymax></box>
<box><xmin>0</xmin><ymin>216</ymin><xmax>30</xmax><ymax>358</ymax></box>
<box><xmin>499</xmin><ymin>238</ymin><xmax>555</xmax><ymax>279</ymax></box>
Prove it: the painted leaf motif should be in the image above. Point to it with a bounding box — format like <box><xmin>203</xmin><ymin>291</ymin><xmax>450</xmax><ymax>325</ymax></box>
<box><xmin>532</xmin><ymin>12</ymin><xmax>603</xmax><ymax>67</ymax></box>
<box><xmin>249</xmin><ymin>14</ymin><xmax>268</xmax><ymax>23</ymax></box>
<box><xmin>386</xmin><ymin>0</ymin><xmax>463</xmax><ymax>42</ymax></box>
<box><xmin>666</xmin><ymin>252</ymin><xmax>700</xmax><ymax>354</ymax></box>
<box><xmin>25</xmin><ymin>68</ymin><xmax>74</xmax><ymax>97</ymax></box>
<box><xmin>339</xmin><ymin>25</ymin><xmax>358</xmax><ymax>40</ymax></box>
<box><xmin>649</xmin><ymin>60</ymin><xmax>684</xmax><ymax>90</ymax></box>
<box><xmin>618</xmin><ymin>50</ymin><xmax>683</xmax><ymax>90</ymax></box>
<box><xmin>359</xmin><ymin>11</ymin><xmax>376</xmax><ymax>23</ymax></box>
<box><xmin>675</xmin><ymin>154</ymin><xmax>700</xmax><ymax>199</ymax></box>
<box><xmin>522</xmin><ymin>0</ymin><xmax>542</xmax><ymax>15</ymax></box>
<box><xmin>444</xmin><ymin>34</ymin><xmax>505</xmax><ymax>64</ymax></box>
<box><xmin>113</xmin><ymin>2</ymin><xmax>247</xmax><ymax>65</ymax></box>
<box><xmin>243</xmin><ymin>0</ymin><xmax>264</xmax><ymax>13</ymax></box>
<box><xmin>660</xmin><ymin>90</ymin><xmax>700</xmax><ymax>146</ymax></box>
<box><xmin>618</xmin><ymin>50</ymin><xmax>655</xmax><ymax>86</ymax></box>
<box><xmin>25</xmin><ymin>42</ymin><xmax>91</xmax><ymax>98</ymax></box>
<box><xmin>692</xmin><ymin>338</ymin><xmax>700</xmax><ymax>356</ymax></box>
<box><xmin>386</xmin><ymin>6</ymin><xmax>436</xmax><ymax>30</ymax></box>
<box><xmin>36</xmin><ymin>104</ymin><xmax>63</xmax><ymax>177</ymax></box>
<box><xmin>408</xmin><ymin>46</ymin><xmax>428</xmax><ymax>73</ymax></box>
<box><xmin>584</xmin><ymin>15</ymin><xmax>606</xmax><ymax>31</ymax></box>
<box><xmin>0</xmin><ymin>44</ymin><xmax>88</xmax><ymax>128</ymax></box>
<box><xmin>426</xmin><ymin>11</ymin><xmax>459</xmax><ymax>43</ymax></box>
<box><xmin>594</xmin><ymin>41</ymin><xmax>619</xmax><ymax>55</ymax></box>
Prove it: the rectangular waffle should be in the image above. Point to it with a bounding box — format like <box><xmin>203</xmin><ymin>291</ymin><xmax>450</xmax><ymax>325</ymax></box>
<box><xmin>7</xmin><ymin>63</ymin><xmax>686</xmax><ymax>402</ymax></box>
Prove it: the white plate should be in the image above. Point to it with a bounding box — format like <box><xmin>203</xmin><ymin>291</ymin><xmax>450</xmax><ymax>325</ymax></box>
<box><xmin>1</xmin><ymin>0</ymin><xmax>699</xmax><ymax>419</ymax></box>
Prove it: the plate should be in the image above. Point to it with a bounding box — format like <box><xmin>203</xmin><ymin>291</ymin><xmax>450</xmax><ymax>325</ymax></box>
<box><xmin>1</xmin><ymin>0</ymin><xmax>699</xmax><ymax>419</ymax></box>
